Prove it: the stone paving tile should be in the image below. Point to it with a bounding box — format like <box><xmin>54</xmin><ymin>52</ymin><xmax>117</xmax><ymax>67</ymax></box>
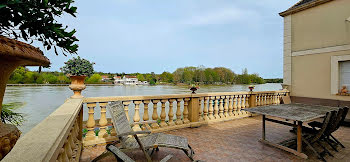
<box><xmin>80</xmin><ymin>116</ymin><xmax>350</xmax><ymax>162</ymax></box>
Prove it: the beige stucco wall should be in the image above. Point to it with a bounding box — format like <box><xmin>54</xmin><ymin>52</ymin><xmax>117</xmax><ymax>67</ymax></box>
<box><xmin>291</xmin><ymin>0</ymin><xmax>350</xmax><ymax>52</ymax></box>
<box><xmin>291</xmin><ymin>49</ymin><xmax>350</xmax><ymax>101</ymax></box>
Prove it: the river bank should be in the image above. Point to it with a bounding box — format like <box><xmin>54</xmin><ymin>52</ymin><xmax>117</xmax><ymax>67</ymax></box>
<box><xmin>6</xmin><ymin>83</ymin><xmax>114</xmax><ymax>86</ymax></box>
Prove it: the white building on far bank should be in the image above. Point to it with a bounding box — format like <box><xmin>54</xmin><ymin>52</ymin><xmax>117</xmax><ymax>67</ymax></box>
<box><xmin>114</xmin><ymin>75</ymin><xmax>149</xmax><ymax>85</ymax></box>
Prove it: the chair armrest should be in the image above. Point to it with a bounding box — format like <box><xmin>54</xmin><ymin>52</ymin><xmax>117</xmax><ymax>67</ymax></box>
<box><xmin>117</xmin><ymin>130</ymin><xmax>151</xmax><ymax>137</ymax></box>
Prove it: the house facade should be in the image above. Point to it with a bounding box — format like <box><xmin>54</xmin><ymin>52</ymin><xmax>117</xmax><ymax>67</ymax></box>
<box><xmin>280</xmin><ymin>0</ymin><xmax>350</xmax><ymax>109</ymax></box>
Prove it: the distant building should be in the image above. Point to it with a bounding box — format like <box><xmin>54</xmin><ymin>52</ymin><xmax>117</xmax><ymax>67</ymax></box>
<box><xmin>101</xmin><ymin>75</ymin><xmax>111</xmax><ymax>82</ymax></box>
<box><xmin>114</xmin><ymin>75</ymin><xmax>149</xmax><ymax>85</ymax></box>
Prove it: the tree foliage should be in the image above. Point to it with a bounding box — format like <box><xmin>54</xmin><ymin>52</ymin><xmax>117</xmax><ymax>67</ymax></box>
<box><xmin>0</xmin><ymin>0</ymin><xmax>79</xmax><ymax>55</ymax></box>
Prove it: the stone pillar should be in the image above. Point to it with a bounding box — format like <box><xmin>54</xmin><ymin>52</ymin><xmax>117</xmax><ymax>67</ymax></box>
<box><xmin>188</xmin><ymin>97</ymin><xmax>199</xmax><ymax>123</ymax></box>
<box><xmin>249</xmin><ymin>93</ymin><xmax>257</xmax><ymax>108</ymax></box>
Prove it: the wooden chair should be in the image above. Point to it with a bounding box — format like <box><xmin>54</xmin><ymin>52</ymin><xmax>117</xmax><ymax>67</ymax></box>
<box><xmin>94</xmin><ymin>101</ymin><xmax>195</xmax><ymax>162</ymax></box>
<box><xmin>308</xmin><ymin>107</ymin><xmax>349</xmax><ymax>151</ymax></box>
<box><xmin>291</xmin><ymin>111</ymin><xmax>335</xmax><ymax>162</ymax></box>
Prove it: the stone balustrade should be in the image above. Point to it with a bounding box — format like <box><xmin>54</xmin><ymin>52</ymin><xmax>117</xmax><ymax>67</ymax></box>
<box><xmin>1</xmin><ymin>90</ymin><xmax>289</xmax><ymax>161</ymax></box>
<box><xmin>2</xmin><ymin>99</ymin><xmax>83</xmax><ymax>162</ymax></box>
<box><xmin>82</xmin><ymin>90</ymin><xmax>289</xmax><ymax>146</ymax></box>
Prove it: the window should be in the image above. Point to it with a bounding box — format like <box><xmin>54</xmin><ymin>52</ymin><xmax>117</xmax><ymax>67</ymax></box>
<box><xmin>340</xmin><ymin>61</ymin><xmax>350</xmax><ymax>90</ymax></box>
<box><xmin>330</xmin><ymin>55</ymin><xmax>350</xmax><ymax>94</ymax></box>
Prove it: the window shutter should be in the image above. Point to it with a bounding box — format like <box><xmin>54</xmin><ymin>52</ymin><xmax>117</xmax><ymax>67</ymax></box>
<box><xmin>340</xmin><ymin>61</ymin><xmax>350</xmax><ymax>90</ymax></box>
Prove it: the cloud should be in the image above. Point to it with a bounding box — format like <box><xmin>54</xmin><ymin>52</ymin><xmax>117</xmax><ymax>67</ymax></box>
<box><xmin>184</xmin><ymin>7</ymin><xmax>260</xmax><ymax>26</ymax></box>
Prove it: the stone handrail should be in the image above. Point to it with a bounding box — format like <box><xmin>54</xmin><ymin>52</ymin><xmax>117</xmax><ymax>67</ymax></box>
<box><xmin>2</xmin><ymin>98</ymin><xmax>83</xmax><ymax>162</ymax></box>
<box><xmin>82</xmin><ymin>90</ymin><xmax>289</xmax><ymax>146</ymax></box>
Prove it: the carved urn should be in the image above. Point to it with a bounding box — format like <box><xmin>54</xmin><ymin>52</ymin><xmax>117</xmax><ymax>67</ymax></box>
<box><xmin>69</xmin><ymin>75</ymin><xmax>87</xmax><ymax>98</ymax></box>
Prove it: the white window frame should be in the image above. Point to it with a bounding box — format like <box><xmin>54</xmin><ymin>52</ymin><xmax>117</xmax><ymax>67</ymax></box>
<box><xmin>331</xmin><ymin>54</ymin><xmax>350</xmax><ymax>94</ymax></box>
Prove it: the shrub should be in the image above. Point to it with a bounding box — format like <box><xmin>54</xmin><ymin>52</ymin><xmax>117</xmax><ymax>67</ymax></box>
<box><xmin>61</xmin><ymin>57</ymin><xmax>94</xmax><ymax>77</ymax></box>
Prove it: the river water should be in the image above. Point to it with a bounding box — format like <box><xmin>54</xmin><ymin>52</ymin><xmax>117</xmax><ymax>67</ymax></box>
<box><xmin>3</xmin><ymin>83</ymin><xmax>281</xmax><ymax>133</ymax></box>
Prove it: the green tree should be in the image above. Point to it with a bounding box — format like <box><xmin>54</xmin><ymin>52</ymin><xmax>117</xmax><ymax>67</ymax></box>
<box><xmin>137</xmin><ymin>74</ymin><xmax>145</xmax><ymax>81</ymax></box>
<box><xmin>86</xmin><ymin>74</ymin><xmax>102</xmax><ymax>84</ymax></box>
<box><xmin>159</xmin><ymin>71</ymin><xmax>173</xmax><ymax>83</ymax></box>
<box><xmin>0</xmin><ymin>0</ymin><xmax>79</xmax><ymax>55</ymax></box>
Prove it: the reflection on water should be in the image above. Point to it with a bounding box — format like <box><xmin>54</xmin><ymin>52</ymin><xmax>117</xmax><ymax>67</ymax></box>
<box><xmin>3</xmin><ymin>83</ymin><xmax>281</xmax><ymax>134</ymax></box>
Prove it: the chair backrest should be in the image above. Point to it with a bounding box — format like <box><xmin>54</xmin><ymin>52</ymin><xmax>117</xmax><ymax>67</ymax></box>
<box><xmin>324</xmin><ymin>108</ymin><xmax>342</xmax><ymax>135</ymax></box>
<box><xmin>107</xmin><ymin>101</ymin><xmax>133</xmax><ymax>143</ymax></box>
<box><xmin>336</xmin><ymin>107</ymin><xmax>349</xmax><ymax>130</ymax></box>
<box><xmin>281</xmin><ymin>96</ymin><xmax>291</xmax><ymax>104</ymax></box>
<box><xmin>311</xmin><ymin>111</ymin><xmax>335</xmax><ymax>143</ymax></box>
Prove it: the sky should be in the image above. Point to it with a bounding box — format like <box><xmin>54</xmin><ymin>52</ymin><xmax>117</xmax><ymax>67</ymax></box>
<box><xmin>30</xmin><ymin>0</ymin><xmax>300</xmax><ymax>78</ymax></box>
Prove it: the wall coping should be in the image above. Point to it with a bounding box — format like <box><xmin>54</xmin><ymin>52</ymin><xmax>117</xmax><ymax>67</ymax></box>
<box><xmin>2</xmin><ymin>98</ymin><xmax>83</xmax><ymax>162</ymax></box>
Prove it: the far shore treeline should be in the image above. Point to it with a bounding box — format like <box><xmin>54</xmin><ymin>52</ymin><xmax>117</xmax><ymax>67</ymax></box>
<box><xmin>7</xmin><ymin>66</ymin><xmax>282</xmax><ymax>85</ymax></box>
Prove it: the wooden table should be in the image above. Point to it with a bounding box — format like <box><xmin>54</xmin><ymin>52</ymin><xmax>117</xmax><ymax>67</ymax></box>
<box><xmin>247</xmin><ymin>103</ymin><xmax>339</xmax><ymax>159</ymax></box>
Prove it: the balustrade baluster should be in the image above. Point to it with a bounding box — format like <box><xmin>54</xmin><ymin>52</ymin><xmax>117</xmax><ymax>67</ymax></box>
<box><xmin>277</xmin><ymin>93</ymin><xmax>281</xmax><ymax>104</ymax></box>
<box><xmin>68</xmin><ymin>133</ymin><xmax>74</xmax><ymax>160</ymax></box>
<box><xmin>199</xmin><ymin>97</ymin><xmax>204</xmax><ymax>122</ymax></box>
<box><xmin>257</xmin><ymin>94</ymin><xmax>261</xmax><ymax>106</ymax></box>
<box><xmin>133</xmin><ymin>101</ymin><xmax>142</xmax><ymax>131</ymax></box>
<box><xmin>241</xmin><ymin>95</ymin><xmax>246</xmax><ymax>109</ymax></box>
<box><xmin>99</xmin><ymin>102</ymin><xmax>108</xmax><ymax>138</ymax></box>
<box><xmin>183</xmin><ymin>98</ymin><xmax>190</xmax><ymax>124</ymax></box>
<box><xmin>264</xmin><ymin>94</ymin><xmax>268</xmax><ymax>105</ymax></box>
<box><xmin>233</xmin><ymin>95</ymin><xmax>238</xmax><ymax>116</ymax></box>
<box><xmin>203</xmin><ymin>97</ymin><xmax>209</xmax><ymax>121</ymax></box>
<box><xmin>245</xmin><ymin>95</ymin><xmax>250</xmax><ymax>108</ymax></box>
<box><xmin>237</xmin><ymin>95</ymin><xmax>242</xmax><ymax>115</ymax></box>
<box><xmin>208</xmin><ymin>97</ymin><xmax>215</xmax><ymax>120</ymax></box>
<box><xmin>86</xmin><ymin>103</ymin><xmax>96</xmax><ymax>140</ymax></box>
<box><xmin>228</xmin><ymin>96</ymin><xmax>233</xmax><ymax>117</ymax></box>
<box><xmin>64</xmin><ymin>139</ymin><xmax>72</xmax><ymax>161</ymax></box>
<box><xmin>168</xmin><ymin>99</ymin><xmax>176</xmax><ymax>126</ymax></box>
<box><xmin>214</xmin><ymin>96</ymin><xmax>220</xmax><ymax>119</ymax></box>
<box><xmin>224</xmin><ymin>96</ymin><xmax>229</xmax><ymax>118</ymax></box>
<box><xmin>241</xmin><ymin>95</ymin><xmax>246</xmax><ymax>115</ymax></box>
<box><xmin>176</xmin><ymin>99</ymin><xmax>183</xmax><ymax>125</ymax></box>
<box><xmin>160</xmin><ymin>99</ymin><xmax>168</xmax><ymax>127</ymax></box>
<box><xmin>123</xmin><ymin>101</ymin><xmax>131</xmax><ymax>121</ymax></box>
<box><xmin>142</xmin><ymin>100</ymin><xmax>151</xmax><ymax>130</ymax></box>
<box><xmin>219</xmin><ymin>96</ymin><xmax>224</xmax><ymax>119</ymax></box>
<box><xmin>151</xmin><ymin>100</ymin><xmax>160</xmax><ymax>129</ymax></box>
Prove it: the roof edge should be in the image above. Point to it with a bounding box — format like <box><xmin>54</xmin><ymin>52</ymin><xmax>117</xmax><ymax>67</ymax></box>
<box><xmin>279</xmin><ymin>0</ymin><xmax>333</xmax><ymax>17</ymax></box>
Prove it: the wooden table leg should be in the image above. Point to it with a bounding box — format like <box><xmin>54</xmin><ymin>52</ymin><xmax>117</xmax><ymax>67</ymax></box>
<box><xmin>297</xmin><ymin>121</ymin><xmax>303</xmax><ymax>153</ymax></box>
<box><xmin>262</xmin><ymin>115</ymin><xmax>266</xmax><ymax>140</ymax></box>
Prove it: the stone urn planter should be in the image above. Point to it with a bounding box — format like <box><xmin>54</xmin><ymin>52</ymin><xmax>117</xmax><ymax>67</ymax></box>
<box><xmin>69</xmin><ymin>76</ymin><xmax>87</xmax><ymax>98</ymax></box>
<box><xmin>0</xmin><ymin>36</ymin><xmax>50</xmax><ymax>160</ymax></box>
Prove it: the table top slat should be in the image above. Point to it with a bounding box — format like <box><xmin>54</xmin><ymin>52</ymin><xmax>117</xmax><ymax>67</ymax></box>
<box><xmin>246</xmin><ymin>103</ymin><xmax>339</xmax><ymax>122</ymax></box>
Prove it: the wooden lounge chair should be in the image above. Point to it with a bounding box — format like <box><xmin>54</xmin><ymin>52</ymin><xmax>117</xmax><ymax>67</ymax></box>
<box><xmin>308</xmin><ymin>107</ymin><xmax>349</xmax><ymax>151</ymax></box>
<box><xmin>94</xmin><ymin>101</ymin><xmax>195</xmax><ymax>162</ymax></box>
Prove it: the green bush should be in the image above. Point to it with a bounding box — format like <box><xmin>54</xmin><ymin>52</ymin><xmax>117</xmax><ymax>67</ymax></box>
<box><xmin>61</xmin><ymin>57</ymin><xmax>94</xmax><ymax>77</ymax></box>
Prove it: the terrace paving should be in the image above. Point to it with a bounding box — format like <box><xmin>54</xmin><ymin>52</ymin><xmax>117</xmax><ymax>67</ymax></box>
<box><xmin>81</xmin><ymin>116</ymin><xmax>350</xmax><ymax>162</ymax></box>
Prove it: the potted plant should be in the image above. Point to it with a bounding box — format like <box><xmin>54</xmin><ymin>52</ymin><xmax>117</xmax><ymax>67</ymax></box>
<box><xmin>248</xmin><ymin>85</ymin><xmax>255</xmax><ymax>92</ymax></box>
<box><xmin>189</xmin><ymin>84</ymin><xmax>200</xmax><ymax>94</ymax></box>
<box><xmin>61</xmin><ymin>57</ymin><xmax>94</xmax><ymax>98</ymax></box>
